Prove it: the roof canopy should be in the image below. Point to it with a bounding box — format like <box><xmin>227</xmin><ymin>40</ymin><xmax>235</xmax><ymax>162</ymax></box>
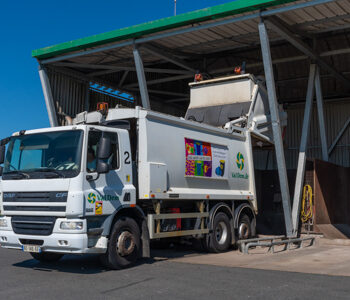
<box><xmin>33</xmin><ymin>0</ymin><xmax>350</xmax><ymax>113</ymax></box>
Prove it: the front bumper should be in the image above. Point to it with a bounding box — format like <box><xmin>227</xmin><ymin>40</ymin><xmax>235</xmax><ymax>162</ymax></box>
<box><xmin>0</xmin><ymin>217</ymin><xmax>107</xmax><ymax>254</ymax></box>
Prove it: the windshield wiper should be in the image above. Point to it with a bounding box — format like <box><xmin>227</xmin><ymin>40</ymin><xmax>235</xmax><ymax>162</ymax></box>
<box><xmin>32</xmin><ymin>168</ymin><xmax>66</xmax><ymax>178</ymax></box>
<box><xmin>4</xmin><ymin>171</ymin><xmax>30</xmax><ymax>179</ymax></box>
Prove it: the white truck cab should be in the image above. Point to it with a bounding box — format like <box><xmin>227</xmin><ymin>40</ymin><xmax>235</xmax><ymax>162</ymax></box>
<box><xmin>0</xmin><ymin>125</ymin><xmax>137</xmax><ymax>260</ymax></box>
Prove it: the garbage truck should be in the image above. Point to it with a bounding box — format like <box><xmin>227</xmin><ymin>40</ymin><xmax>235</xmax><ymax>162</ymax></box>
<box><xmin>0</xmin><ymin>74</ymin><xmax>286</xmax><ymax>269</ymax></box>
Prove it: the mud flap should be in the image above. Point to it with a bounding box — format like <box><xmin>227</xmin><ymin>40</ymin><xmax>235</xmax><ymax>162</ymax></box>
<box><xmin>141</xmin><ymin>219</ymin><xmax>150</xmax><ymax>258</ymax></box>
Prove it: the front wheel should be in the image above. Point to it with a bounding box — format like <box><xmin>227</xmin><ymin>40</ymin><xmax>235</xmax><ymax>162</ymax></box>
<box><xmin>100</xmin><ymin>217</ymin><xmax>141</xmax><ymax>270</ymax></box>
<box><xmin>30</xmin><ymin>252</ymin><xmax>64</xmax><ymax>262</ymax></box>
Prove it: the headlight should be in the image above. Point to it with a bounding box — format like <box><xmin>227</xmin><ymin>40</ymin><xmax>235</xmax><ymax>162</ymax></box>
<box><xmin>0</xmin><ymin>219</ymin><xmax>8</xmax><ymax>227</ymax></box>
<box><xmin>60</xmin><ymin>221</ymin><xmax>83</xmax><ymax>230</ymax></box>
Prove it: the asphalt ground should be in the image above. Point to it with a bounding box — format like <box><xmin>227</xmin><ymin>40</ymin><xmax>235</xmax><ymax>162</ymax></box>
<box><xmin>1</xmin><ymin>246</ymin><xmax>350</xmax><ymax>300</ymax></box>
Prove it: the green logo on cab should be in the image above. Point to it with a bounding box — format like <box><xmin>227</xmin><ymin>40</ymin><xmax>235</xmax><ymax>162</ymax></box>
<box><xmin>87</xmin><ymin>192</ymin><xmax>96</xmax><ymax>204</ymax></box>
<box><xmin>87</xmin><ymin>192</ymin><xmax>119</xmax><ymax>203</ymax></box>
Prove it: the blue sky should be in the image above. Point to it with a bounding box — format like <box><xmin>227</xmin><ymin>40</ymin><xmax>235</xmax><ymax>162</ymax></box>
<box><xmin>0</xmin><ymin>0</ymin><xmax>234</xmax><ymax>138</ymax></box>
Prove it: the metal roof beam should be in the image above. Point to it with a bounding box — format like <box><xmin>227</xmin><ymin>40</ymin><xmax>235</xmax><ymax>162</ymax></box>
<box><xmin>295</xmin><ymin>13</ymin><xmax>350</xmax><ymax>30</ymax></box>
<box><xmin>328</xmin><ymin>117</ymin><xmax>350</xmax><ymax>156</ymax></box>
<box><xmin>125</xmin><ymin>47</ymin><xmax>350</xmax><ymax>88</ymax></box>
<box><xmin>90</xmin><ymin>68</ymin><xmax>190</xmax><ymax>76</ymax></box>
<box><xmin>265</xmin><ymin>16</ymin><xmax>350</xmax><ymax>87</ymax></box>
<box><xmin>210</xmin><ymin>47</ymin><xmax>350</xmax><ymax>75</ymax></box>
<box><xmin>268</xmin><ymin>14</ymin><xmax>314</xmax><ymax>39</ymax></box>
<box><xmin>52</xmin><ymin>62</ymin><xmax>191</xmax><ymax>75</ymax></box>
<box><xmin>128</xmin><ymin>88</ymin><xmax>188</xmax><ymax>97</ymax></box>
<box><xmin>276</xmin><ymin>71</ymin><xmax>350</xmax><ymax>86</ymax></box>
<box><xmin>165</xmin><ymin>97</ymin><xmax>190</xmax><ymax>103</ymax></box>
<box><xmin>89</xmin><ymin>69</ymin><xmax>124</xmax><ymax>77</ymax></box>
<box><xmin>53</xmin><ymin>62</ymin><xmax>127</xmax><ymax>70</ymax></box>
<box><xmin>174</xmin><ymin>24</ymin><xmax>350</xmax><ymax>59</ymax></box>
<box><xmin>40</xmin><ymin>0</ymin><xmax>334</xmax><ymax>65</ymax></box>
<box><xmin>119</xmin><ymin>71</ymin><xmax>129</xmax><ymax>88</ymax></box>
<box><xmin>141</xmin><ymin>44</ymin><xmax>196</xmax><ymax>72</ymax></box>
<box><xmin>125</xmin><ymin>74</ymin><xmax>193</xmax><ymax>88</ymax></box>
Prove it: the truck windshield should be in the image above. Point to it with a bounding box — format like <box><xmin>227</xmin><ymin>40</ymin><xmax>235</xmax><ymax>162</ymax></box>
<box><xmin>2</xmin><ymin>130</ymin><xmax>83</xmax><ymax>180</ymax></box>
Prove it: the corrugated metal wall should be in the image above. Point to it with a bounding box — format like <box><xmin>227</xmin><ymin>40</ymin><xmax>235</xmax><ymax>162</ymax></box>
<box><xmin>254</xmin><ymin>100</ymin><xmax>350</xmax><ymax>169</ymax></box>
<box><xmin>48</xmin><ymin>70</ymin><xmax>138</xmax><ymax>125</ymax></box>
<box><xmin>48</xmin><ymin>69</ymin><xmax>88</xmax><ymax>125</ymax></box>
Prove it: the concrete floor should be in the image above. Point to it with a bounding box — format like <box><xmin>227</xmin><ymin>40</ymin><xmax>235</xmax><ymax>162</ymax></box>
<box><xmin>2</xmin><ymin>241</ymin><xmax>350</xmax><ymax>299</ymax></box>
<box><xmin>161</xmin><ymin>237</ymin><xmax>350</xmax><ymax>277</ymax></box>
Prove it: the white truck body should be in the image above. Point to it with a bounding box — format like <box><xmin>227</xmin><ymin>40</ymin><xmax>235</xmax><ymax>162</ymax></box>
<box><xmin>108</xmin><ymin>107</ymin><xmax>256</xmax><ymax>204</ymax></box>
<box><xmin>0</xmin><ymin>108</ymin><xmax>255</xmax><ymax>252</ymax></box>
<box><xmin>0</xmin><ymin>74</ymin><xmax>283</xmax><ymax>268</ymax></box>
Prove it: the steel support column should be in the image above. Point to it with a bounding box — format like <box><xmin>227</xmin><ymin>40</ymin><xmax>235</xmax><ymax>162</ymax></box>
<box><xmin>258</xmin><ymin>21</ymin><xmax>293</xmax><ymax>237</ymax></box>
<box><xmin>315</xmin><ymin>66</ymin><xmax>328</xmax><ymax>161</ymax></box>
<box><xmin>291</xmin><ymin>64</ymin><xmax>316</xmax><ymax>234</ymax></box>
<box><xmin>133</xmin><ymin>45</ymin><xmax>150</xmax><ymax>109</ymax></box>
<box><xmin>38</xmin><ymin>66</ymin><xmax>58</xmax><ymax>127</ymax></box>
<box><xmin>85</xmin><ymin>82</ymin><xmax>90</xmax><ymax>112</ymax></box>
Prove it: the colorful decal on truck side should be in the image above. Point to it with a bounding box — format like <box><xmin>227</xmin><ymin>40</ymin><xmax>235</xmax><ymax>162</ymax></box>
<box><xmin>185</xmin><ymin>138</ymin><xmax>228</xmax><ymax>179</ymax></box>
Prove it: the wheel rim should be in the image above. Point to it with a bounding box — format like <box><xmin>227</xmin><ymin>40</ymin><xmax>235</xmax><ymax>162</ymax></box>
<box><xmin>117</xmin><ymin>231</ymin><xmax>135</xmax><ymax>256</ymax></box>
<box><xmin>239</xmin><ymin>222</ymin><xmax>250</xmax><ymax>240</ymax></box>
<box><xmin>215</xmin><ymin>221</ymin><xmax>228</xmax><ymax>245</ymax></box>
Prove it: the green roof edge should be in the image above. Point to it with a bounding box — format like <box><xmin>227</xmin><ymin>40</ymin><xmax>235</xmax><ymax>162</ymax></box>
<box><xmin>32</xmin><ymin>0</ymin><xmax>296</xmax><ymax>60</ymax></box>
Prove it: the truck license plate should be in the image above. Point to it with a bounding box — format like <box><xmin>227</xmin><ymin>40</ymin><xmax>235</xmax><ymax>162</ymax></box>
<box><xmin>22</xmin><ymin>245</ymin><xmax>41</xmax><ymax>253</ymax></box>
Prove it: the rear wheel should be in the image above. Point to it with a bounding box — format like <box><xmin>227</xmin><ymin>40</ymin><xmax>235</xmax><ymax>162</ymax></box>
<box><xmin>100</xmin><ymin>216</ymin><xmax>141</xmax><ymax>270</ymax></box>
<box><xmin>30</xmin><ymin>252</ymin><xmax>64</xmax><ymax>262</ymax></box>
<box><xmin>208</xmin><ymin>212</ymin><xmax>232</xmax><ymax>253</ymax></box>
<box><xmin>238</xmin><ymin>214</ymin><xmax>252</xmax><ymax>240</ymax></box>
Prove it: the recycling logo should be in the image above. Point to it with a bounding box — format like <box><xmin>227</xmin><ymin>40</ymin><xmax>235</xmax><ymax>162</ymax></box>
<box><xmin>236</xmin><ymin>152</ymin><xmax>244</xmax><ymax>170</ymax></box>
<box><xmin>87</xmin><ymin>192</ymin><xmax>96</xmax><ymax>204</ymax></box>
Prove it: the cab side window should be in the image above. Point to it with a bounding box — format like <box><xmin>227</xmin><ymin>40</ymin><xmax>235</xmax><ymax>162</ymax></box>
<box><xmin>105</xmin><ymin>132</ymin><xmax>119</xmax><ymax>170</ymax></box>
<box><xmin>87</xmin><ymin>130</ymin><xmax>119</xmax><ymax>173</ymax></box>
<box><xmin>87</xmin><ymin>131</ymin><xmax>100</xmax><ymax>173</ymax></box>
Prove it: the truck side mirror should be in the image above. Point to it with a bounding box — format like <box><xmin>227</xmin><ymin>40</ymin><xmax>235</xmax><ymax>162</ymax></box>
<box><xmin>97</xmin><ymin>136</ymin><xmax>111</xmax><ymax>159</ymax></box>
<box><xmin>96</xmin><ymin>135</ymin><xmax>112</xmax><ymax>174</ymax></box>
<box><xmin>0</xmin><ymin>145</ymin><xmax>5</xmax><ymax>165</ymax></box>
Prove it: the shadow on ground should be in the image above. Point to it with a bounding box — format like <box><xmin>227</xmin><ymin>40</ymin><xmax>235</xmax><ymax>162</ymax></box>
<box><xmin>12</xmin><ymin>241</ymin><xmax>205</xmax><ymax>274</ymax></box>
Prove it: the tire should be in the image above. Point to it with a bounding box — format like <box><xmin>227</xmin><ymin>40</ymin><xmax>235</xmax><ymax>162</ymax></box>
<box><xmin>208</xmin><ymin>212</ymin><xmax>232</xmax><ymax>253</ymax></box>
<box><xmin>238</xmin><ymin>214</ymin><xmax>252</xmax><ymax>240</ymax></box>
<box><xmin>100</xmin><ymin>217</ymin><xmax>141</xmax><ymax>270</ymax></box>
<box><xmin>30</xmin><ymin>252</ymin><xmax>64</xmax><ymax>262</ymax></box>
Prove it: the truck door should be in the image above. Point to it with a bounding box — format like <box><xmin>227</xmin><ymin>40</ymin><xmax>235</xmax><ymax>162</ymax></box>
<box><xmin>83</xmin><ymin>127</ymin><xmax>134</xmax><ymax>217</ymax></box>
